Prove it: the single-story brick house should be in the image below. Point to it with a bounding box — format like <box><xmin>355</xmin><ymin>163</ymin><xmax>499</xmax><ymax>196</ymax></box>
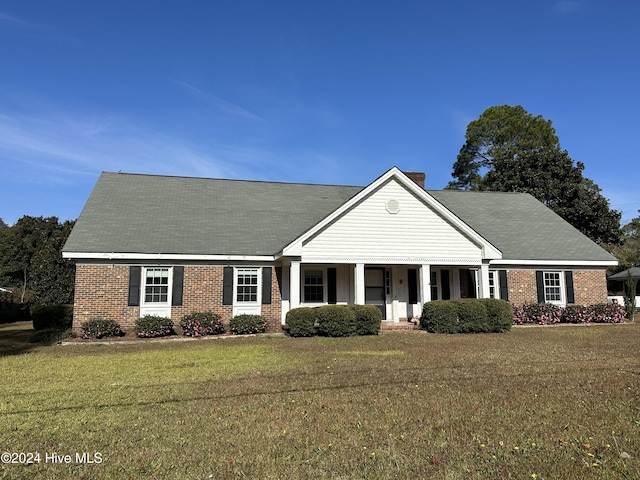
<box><xmin>62</xmin><ymin>167</ymin><xmax>617</xmax><ymax>331</ymax></box>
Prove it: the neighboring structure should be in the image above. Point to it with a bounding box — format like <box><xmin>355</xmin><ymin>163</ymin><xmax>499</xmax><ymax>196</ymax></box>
<box><xmin>607</xmin><ymin>267</ymin><xmax>640</xmax><ymax>308</ymax></box>
<box><xmin>62</xmin><ymin>167</ymin><xmax>617</xmax><ymax>331</ymax></box>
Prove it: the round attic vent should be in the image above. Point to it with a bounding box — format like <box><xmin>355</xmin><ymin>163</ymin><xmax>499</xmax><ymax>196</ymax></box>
<box><xmin>385</xmin><ymin>199</ymin><xmax>400</xmax><ymax>214</ymax></box>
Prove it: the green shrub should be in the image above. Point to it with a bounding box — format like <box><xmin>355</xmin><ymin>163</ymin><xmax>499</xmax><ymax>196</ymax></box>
<box><xmin>421</xmin><ymin>300</ymin><xmax>458</xmax><ymax>333</ymax></box>
<box><xmin>479</xmin><ymin>298</ymin><xmax>513</xmax><ymax>332</ymax></box>
<box><xmin>316</xmin><ymin>305</ymin><xmax>357</xmax><ymax>337</ymax></box>
<box><xmin>31</xmin><ymin>304</ymin><xmax>73</xmax><ymax>331</ymax></box>
<box><xmin>230</xmin><ymin>314</ymin><xmax>268</xmax><ymax>335</ymax></box>
<box><xmin>180</xmin><ymin>311</ymin><xmax>225</xmax><ymax>336</ymax></box>
<box><xmin>454</xmin><ymin>299</ymin><xmax>489</xmax><ymax>333</ymax></box>
<box><xmin>135</xmin><ymin>315</ymin><xmax>175</xmax><ymax>338</ymax></box>
<box><xmin>350</xmin><ymin>304</ymin><xmax>382</xmax><ymax>335</ymax></box>
<box><xmin>80</xmin><ymin>318</ymin><xmax>125</xmax><ymax>339</ymax></box>
<box><xmin>29</xmin><ymin>328</ymin><xmax>74</xmax><ymax>344</ymax></box>
<box><xmin>285</xmin><ymin>307</ymin><xmax>317</xmax><ymax>337</ymax></box>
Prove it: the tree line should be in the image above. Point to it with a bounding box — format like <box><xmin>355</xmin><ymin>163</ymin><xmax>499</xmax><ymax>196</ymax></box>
<box><xmin>0</xmin><ymin>216</ymin><xmax>75</xmax><ymax>306</ymax></box>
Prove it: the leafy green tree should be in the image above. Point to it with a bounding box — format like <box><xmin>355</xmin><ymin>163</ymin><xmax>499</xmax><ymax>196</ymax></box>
<box><xmin>448</xmin><ymin>105</ymin><xmax>621</xmax><ymax>244</ymax></box>
<box><xmin>0</xmin><ymin>216</ymin><xmax>75</xmax><ymax>304</ymax></box>
<box><xmin>0</xmin><ymin>218</ymin><xmax>8</xmax><ymax>230</ymax></box>
<box><xmin>606</xmin><ymin>211</ymin><xmax>640</xmax><ymax>268</ymax></box>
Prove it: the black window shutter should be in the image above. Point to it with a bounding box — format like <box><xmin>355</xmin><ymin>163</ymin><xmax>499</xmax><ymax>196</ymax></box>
<box><xmin>262</xmin><ymin>267</ymin><xmax>272</xmax><ymax>305</ymax></box>
<box><xmin>565</xmin><ymin>271</ymin><xmax>575</xmax><ymax>304</ymax></box>
<box><xmin>441</xmin><ymin>269</ymin><xmax>451</xmax><ymax>300</ymax></box>
<box><xmin>172</xmin><ymin>266</ymin><xmax>184</xmax><ymax>306</ymax></box>
<box><xmin>408</xmin><ymin>269</ymin><xmax>418</xmax><ymax>304</ymax></box>
<box><xmin>128</xmin><ymin>266</ymin><xmax>141</xmax><ymax>306</ymax></box>
<box><xmin>536</xmin><ymin>270</ymin><xmax>545</xmax><ymax>303</ymax></box>
<box><xmin>222</xmin><ymin>267</ymin><xmax>234</xmax><ymax>305</ymax></box>
<box><xmin>499</xmin><ymin>270</ymin><xmax>509</xmax><ymax>301</ymax></box>
<box><xmin>327</xmin><ymin>268</ymin><xmax>337</xmax><ymax>304</ymax></box>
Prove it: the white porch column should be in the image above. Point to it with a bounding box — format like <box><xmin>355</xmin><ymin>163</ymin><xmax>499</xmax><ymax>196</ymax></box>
<box><xmin>419</xmin><ymin>264</ymin><xmax>431</xmax><ymax>303</ymax></box>
<box><xmin>354</xmin><ymin>263</ymin><xmax>365</xmax><ymax>304</ymax></box>
<box><xmin>479</xmin><ymin>262</ymin><xmax>491</xmax><ymax>298</ymax></box>
<box><xmin>290</xmin><ymin>260</ymin><xmax>301</xmax><ymax>309</ymax></box>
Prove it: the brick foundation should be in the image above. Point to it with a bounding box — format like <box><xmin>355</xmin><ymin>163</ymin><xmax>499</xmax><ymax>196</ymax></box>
<box><xmin>73</xmin><ymin>264</ymin><xmax>283</xmax><ymax>333</ymax></box>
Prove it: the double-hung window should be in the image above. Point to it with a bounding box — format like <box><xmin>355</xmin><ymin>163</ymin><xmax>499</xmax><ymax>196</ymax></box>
<box><xmin>304</xmin><ymin>270</ymin><xmax>324</xmax><ymax>303</ymax></box>
<box><xmin>144</xmin><ymin>268</ymin><xmax>170</xmax><ymax>304</ymax></box>
<box><xmin>236</xmin><ymin>268</ymin><xmax>259</xmax><ymax>303</ymax></box>
<box><xmin>543</xmin><ymin>271</ymin><xmax>563</xmax><ymax>304</ymax></box>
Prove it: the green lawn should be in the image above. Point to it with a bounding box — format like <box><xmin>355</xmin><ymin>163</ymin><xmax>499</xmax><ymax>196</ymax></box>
<box><xmin>1</xmin><ymin>322</ymin><xmax>639</xmax><ymax>479</ymax></box>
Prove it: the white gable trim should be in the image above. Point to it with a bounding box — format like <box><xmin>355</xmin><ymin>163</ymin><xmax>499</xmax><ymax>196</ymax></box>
<box><xmin>279</xmin><ymin>167</ymin><xmax>502</xmax><ymax>260</ymax></box>
<box><xmin>491</xmin><ymin>259</ymin><xmax>618</xmax><ymax>267</ymax></box>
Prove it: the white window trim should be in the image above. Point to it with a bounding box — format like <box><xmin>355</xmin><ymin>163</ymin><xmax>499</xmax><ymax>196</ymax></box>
<box><xmin>488</xmin><ymin>270</ymin><xmax>498</xmax><ymax>300</ymax></box>
<box><xmin>141</xmin><ymin>267</ymin><xmax>173</xmax><ymax>307</ymax></box>
<box><xmin>301</xmin><ymin>266</ymin><xmax>326</xmax><ymax>305</ymax></box>
<box><xmin>543</xmin><ymin>271</ymin><xmax>565</xmax><ymax>306</ymax></box>
<box><xmin>234</xmin><ymin>267</ymin><xmax>261</xmax><ymax>306</ymax></box>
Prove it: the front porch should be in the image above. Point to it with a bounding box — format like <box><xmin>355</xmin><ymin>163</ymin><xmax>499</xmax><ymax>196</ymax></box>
<box><xmin>280</xmin><ymin>261</ymin><xmax>494</xmax><ymax>324</ymax></box>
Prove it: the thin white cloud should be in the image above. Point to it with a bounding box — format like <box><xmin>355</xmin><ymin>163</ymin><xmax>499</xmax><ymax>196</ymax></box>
<box><xmin>0</xmin><ymin>12</ymin><xmax>25</xmax><ymax>24</ymax></box>
<box><xmin>176</xmin><ymin>81</ymin><xmax>265</xmax><ymax>122</ymax></box>
<box><xmin>0</xmin><ymin>106</ymin><xmax>283</xmax><ymax>186</ymax></box>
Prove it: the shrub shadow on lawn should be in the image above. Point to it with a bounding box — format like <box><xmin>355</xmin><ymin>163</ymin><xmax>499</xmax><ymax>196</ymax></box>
<box><xmin>0</xmin><ymin>321</ymin><xmax>39</xmax><ymax>357</ymax></box>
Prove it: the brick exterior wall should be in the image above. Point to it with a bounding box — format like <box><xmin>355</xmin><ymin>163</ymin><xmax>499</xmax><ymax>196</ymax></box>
<box><xmin>506</xmin><ymin>269</ymin><xmax>538</xmax><ymax>305</ymax></box>
<box><xmin>573</xmin><ymin>269</ymin><xmax>608</xmax><ymax>305</ymax></box>
<box><xmin>72</xmin><ymin>264</ymin><xmax>283</xmax><ymax>333</ymax></box>
<box><xmin>505</xmin><ymin>268</ymin><xmax>608</xmax><ymax>306</ymax></box>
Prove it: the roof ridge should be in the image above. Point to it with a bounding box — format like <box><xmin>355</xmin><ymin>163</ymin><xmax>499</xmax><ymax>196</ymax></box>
<box><xmin>103</xmin><ymin>171</ymin><xmax>364</xmax><ymax>189</ymax></box>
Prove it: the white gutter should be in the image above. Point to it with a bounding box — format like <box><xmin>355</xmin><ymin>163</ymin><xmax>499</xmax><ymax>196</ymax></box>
<box><xmin>63</xmin><ymin>252</ymin><xmax>275</xmax><ymax>262</ymax></box>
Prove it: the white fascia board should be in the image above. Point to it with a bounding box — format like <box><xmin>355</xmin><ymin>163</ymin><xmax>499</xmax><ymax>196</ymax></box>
<box><xmin>62</xmin><ymin>252</ymin><xmax>275</xmax><ymax>262</ymax></box>
<box><xmin>490</xmin><ymin>259</ymin><xmax>618</xmax><ymax>267</ymax></box>
<box><xmin>281</xmin><ymin>166</ymin><xmax>503</xmax><ymax>260</ymax></box>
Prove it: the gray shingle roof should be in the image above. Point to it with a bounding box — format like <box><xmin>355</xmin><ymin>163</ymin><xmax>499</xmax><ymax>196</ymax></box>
<box><xmin>609</xmin><ymin>267</ymin><xmax>640</xmax><ymax>280</ymax></box>
<box><xmin>64</xmin><ymin>171</ymin><xmax>616</xmax><ymax>263</ymax></box>
<box><xmin>428</xmin><ymin>190</ymin><xmax>616</xmax><ymax>262</ymax></box>
<box><xmin>63</xmin><ymin>172</ymin><xmax>362</xmax><ymax>256</ymax></box>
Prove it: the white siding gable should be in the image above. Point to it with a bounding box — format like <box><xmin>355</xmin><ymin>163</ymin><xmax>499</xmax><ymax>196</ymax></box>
<box><xmin>302</xmin><ymin>178</ymin><xmax>484</xmax><ymax>263</ymax></box>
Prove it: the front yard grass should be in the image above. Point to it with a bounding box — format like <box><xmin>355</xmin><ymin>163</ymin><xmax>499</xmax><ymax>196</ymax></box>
<box><xmin>1</xmin><ymin>322</ymin><xmax>639</xmax><ymax>479</ymax></box>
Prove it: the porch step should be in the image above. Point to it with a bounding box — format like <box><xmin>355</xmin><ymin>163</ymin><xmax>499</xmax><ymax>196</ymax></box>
<box><xmin>380</xmin><ymin>322</ymin><xmax>421</xmax><ymax>332</ymax></box>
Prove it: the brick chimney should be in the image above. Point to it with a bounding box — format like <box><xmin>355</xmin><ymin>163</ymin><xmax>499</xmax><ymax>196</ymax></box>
<box><xmin>403</xmin><ymin>171</ymin><xmax>425</xmax><ymax>189</ymax></box>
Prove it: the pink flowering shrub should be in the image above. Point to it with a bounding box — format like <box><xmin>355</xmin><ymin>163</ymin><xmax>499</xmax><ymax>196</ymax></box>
<box><xmin>589</xmin><ymin>303</ymin><xmax>627</xmax><ymax>323</ymax></box>
<box><xmin>513</xmin><ymin>303</ymin><xmax>628</xmax><ymax>325</ymax></box>
<box><xmin>180</xmin><ymin>311</ymin><xmax>225</xmax><ymax>336</ymax></box>
<box><xmin>512</xmin><ymin>303</ymin><xmax>563</xmax><ymax>325</ymax></box>
<box><xmin>135</xmin><ymin>315</ymin><xmax>175</xmax><ymax>338</ymax></box>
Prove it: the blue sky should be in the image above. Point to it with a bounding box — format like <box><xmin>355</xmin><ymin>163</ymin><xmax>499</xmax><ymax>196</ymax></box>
<box><xmin>1</xmin><ymin>0</ymin><xmax>639</xmax><ymax>227</ymax></box>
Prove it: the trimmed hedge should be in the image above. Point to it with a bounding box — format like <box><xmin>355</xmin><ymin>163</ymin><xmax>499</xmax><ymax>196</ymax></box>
<box><xmin>80</xmin><ymin>318</ymin><xmax>125</xmax><ymax>339</ymax></box>
<box><xmin>454</xmin><ymin>299</ymin><xmax>489</xmax><ymax>333</ymax></box>
<box><xmin>350</xmin><ymin>304</ymin><xmax>382</xmax><ymax>336</ymax></box>
<box><xmin>180</xmin><ymin>311</ymin><xmax>225</xmax><ymax>337</ymax></box>
<box><xmin>135</xmin><ymin>315</ymin><xmax>175</xmax><ymax>338</ymax></box>
<box><xmin>285</xmin><ymin>307</ymin><xmax>317</xmax><ymax>337</ymax></box>
<box><xmin>421</xmin><ymin>299</ymin><xmax>513</xmax><ymax>334</ymax></box>
<box><xmin>316</xmin><ymin>305</ymin><xmax>357</xmax><ymax>337</ymax></box>
<box><xmin>31</xmin><ymin>304</ymin><xmax>74</xmax><ymax>331</ymax></box>
<box><xmin>421</xmin><ymin>300</ymin><xmax>459</xmax><ymax>333</ymax></box>
<box><xmin>230</xmin><ymin>314</ymin><xmax>268</xmax><ymax>335</ymax></box>
<box><xmin>479</xmin><ymin>298</ymin><xmax>513</xmax><ymax>333</ymax></box>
